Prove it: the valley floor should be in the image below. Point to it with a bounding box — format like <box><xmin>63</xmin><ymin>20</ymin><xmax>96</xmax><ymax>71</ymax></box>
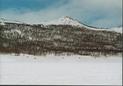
<box><xmin>0</xmin><ymin>54</ymin><xmax>122</xmax><ymax>85</ymax></box>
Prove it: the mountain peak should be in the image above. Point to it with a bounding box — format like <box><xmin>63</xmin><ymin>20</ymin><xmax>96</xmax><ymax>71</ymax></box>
<box><xmin>62</xmin><ymin>16</ymin><xmax>74</xmax><ymax>20</ymax></box>
<box><xmin>59</xmin><ymin>16</ymin><xmax>75</xmax><ymax>22</ymax></box>
<box><xmin>43</xmin><ymin>16</ymin><xmax>83</xmax><ymax>27</ymax></box>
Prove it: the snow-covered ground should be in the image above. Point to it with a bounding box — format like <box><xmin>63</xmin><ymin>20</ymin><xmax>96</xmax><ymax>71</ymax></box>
<box><xmin>0</xmin><ymin>54</ymin><xmax>122</xmax><ymax>85</ymax></box>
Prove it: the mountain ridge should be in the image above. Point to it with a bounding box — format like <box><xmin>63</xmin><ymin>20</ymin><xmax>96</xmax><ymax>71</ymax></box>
<box><xmin>0</xmin><ymin>16</ymin><xmax>122</xmax><ymax>33</ymax></box>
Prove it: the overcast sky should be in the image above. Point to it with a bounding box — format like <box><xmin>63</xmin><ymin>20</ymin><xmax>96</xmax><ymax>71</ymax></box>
<box><xmin>0</xmin><ymin>0</ymin><xmax>122</xmax><ymax>28</ymax></box>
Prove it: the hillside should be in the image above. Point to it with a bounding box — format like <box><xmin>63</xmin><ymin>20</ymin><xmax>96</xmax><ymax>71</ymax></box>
<box><xmin>0</xmin><ymin>17</ymin><xmax>122</xmax><ymax>56</ymax></box>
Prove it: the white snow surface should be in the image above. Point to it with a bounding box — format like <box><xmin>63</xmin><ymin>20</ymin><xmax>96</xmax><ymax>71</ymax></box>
<box><xmin>0</xmin><ymin>54</ymin><xmax>122</xmax><ymax>85</ymax></box>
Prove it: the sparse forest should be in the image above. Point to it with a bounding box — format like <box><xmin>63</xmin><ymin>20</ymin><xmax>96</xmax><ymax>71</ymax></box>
<box><xmin>0</xmin><ymin>23</ymin><xmax>122</xmax><ymax>56</ymax></box>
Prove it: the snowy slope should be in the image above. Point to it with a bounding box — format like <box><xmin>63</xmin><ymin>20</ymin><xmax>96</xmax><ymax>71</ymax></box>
<box><xmin>43</xmin><ymin>16</ymin><xmax>122</xmax><ymax>33</ymax></box>
<box><xmin>110</xmin><ymin>26</ymin><xmax>122</xmax><ymax>33</ymax></box>
<box><xmin>0</xmin><ymin>18</ymin><xmax>24</xmax><ymax>25</ymax></box>
<box><xmin>84</xmin><ymin>25</ymin><xmax>122</xmax><ymax>33</ymax></box>
<box><xmin>43</xmin><ymin>16</ymin><xmax>83</xmax><ymax>27</ymax></box>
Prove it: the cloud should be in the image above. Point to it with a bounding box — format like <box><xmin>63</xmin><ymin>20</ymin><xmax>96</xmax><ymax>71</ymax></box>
<box><xmin>0</xmin><ymin>0</ymin><xmax>122</xmax><ymax>28</ymax></box>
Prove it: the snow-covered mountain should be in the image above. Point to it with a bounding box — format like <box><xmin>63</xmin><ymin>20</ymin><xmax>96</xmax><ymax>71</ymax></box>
<box><xmin>41</xmin><ymin>16</ymin><xmax>122</xmax><ymax>33</ymax></box>
<box><xmin>0</xmin><ymin>16</ymin><xmax>122</xmax><ymax>33</ymax></box>
<box><xmin>0</xmin><ymin>17</ymin><xmax>122</xmax><ymax>56</ymax></box>
<box><xmin>43</xmin><ymin>16</ymin><xmax>83</xmax><ymax>27</ymax></box>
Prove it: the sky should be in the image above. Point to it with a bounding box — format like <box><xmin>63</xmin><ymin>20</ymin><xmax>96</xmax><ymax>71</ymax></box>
<box><xmin>0</xmin><ymin>0</ymin><xmax>122</xmax><ymax>28</ymax></box>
